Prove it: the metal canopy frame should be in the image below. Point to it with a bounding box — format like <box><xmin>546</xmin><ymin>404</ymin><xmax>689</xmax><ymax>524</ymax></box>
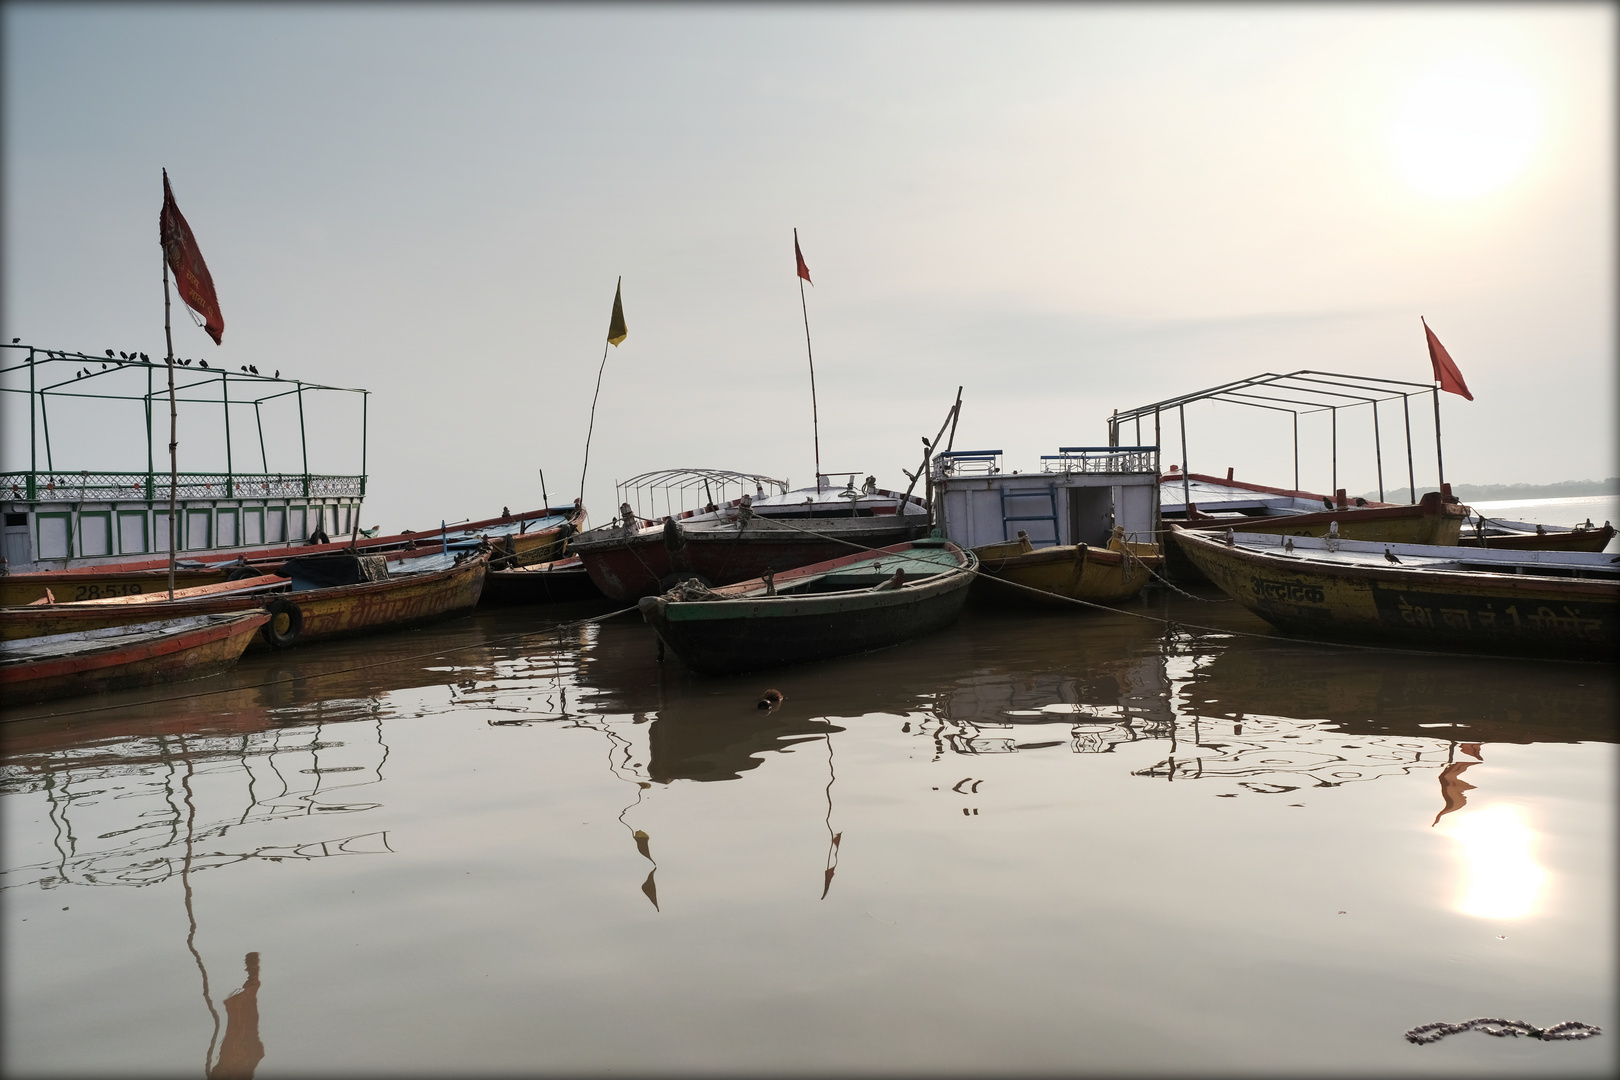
<box><xmin>1</xmin><ymin>343</ymin><xmax>369</xmax><ymax>501</ymax></box>
<box><xmin>615</xmin><ymin>468</ymin><xmax>789</xmax><ymax>522</ymax></box>
<box><xmin>1107</xmin><ymin>370</ymin><xmax>1444</xmax><ymax>506</ymax></box>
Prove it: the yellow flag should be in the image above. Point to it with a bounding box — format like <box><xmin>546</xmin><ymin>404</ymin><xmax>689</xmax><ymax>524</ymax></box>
<box><xmin>607</xmin><ymin>277</ymin><xmax>628</xmax><ymax>346</ymax></box>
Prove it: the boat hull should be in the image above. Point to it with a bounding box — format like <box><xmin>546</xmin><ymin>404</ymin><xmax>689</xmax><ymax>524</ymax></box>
<box><xmin>3</xmin><ymin>593</ymin><xmax>267</xmax><ymax>641</ymax></box>
<box><xmin>638</xmin><ymin>542</ymin><xmax>975</xmax><ymax>675</ymax></box>
<box><xmin>0</xmin><ymin>504</ymin><xmax>580</xmax><ymax>604</ymax></box>
<box><xmin>971</xmin><ymin>537</ymin><xmax>1157</xmax><ymax>607</ymax></box>
<box><xmin>1458</xmin><ymin>524</ymin><xmax>1616</xmax><ymax>552</ymax></box>
<box><xmin>575</xmin><ymin>518</ymin><xmax>930</xmax><ymax>601</ymax></box>
<box><xmin>265</xmin><ymin>554</ymin><xmax>488</xmax><ymax>648</ymax></box>
<box><xmin>1173</xmin><ymin>528</ymin><xmax>1618</xmax><ymax>661</ymax></box>
<box><xmin>480</xmin><ymin>557</ymin><xmax>605</xmax><ymax>605</ymax></box>
<box><xmin>1163</xmin><ymin>492</ymin><xmax>1468</xmax><ymax>583</ymax></box>
<box><xmin>0</xmin><ymin>612</ymin><xmax>269</xmax><ymax>705</ymax></box>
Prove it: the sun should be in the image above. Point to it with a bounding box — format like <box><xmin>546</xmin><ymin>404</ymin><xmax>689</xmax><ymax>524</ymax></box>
<box><xmin>1390</xmin><ymin>55</ymin><xmax>1543</xmax><ymax>200</ymax></box>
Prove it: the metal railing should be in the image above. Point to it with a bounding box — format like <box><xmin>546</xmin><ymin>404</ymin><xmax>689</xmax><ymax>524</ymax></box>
<box><xmin>1040</xmin><ymin>446</ymin><xmax>1158</xmax><ymax>475</ymax></box>
<box><xmin>933</xmin><ymin>450</ymin><xmax>1003</xmax><ymax>476</ymax></box>
<box><xmin>2</xmin><ymin>470</ymin><xmax>365</xmax><ymax>503</ymax></box>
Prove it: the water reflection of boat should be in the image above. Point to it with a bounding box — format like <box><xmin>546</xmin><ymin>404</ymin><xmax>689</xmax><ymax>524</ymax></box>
<box><xmin>645</xmin><ymin>711</ymin><xmax>844</xmax><ymax>783</ymax></box>
<box><xmin>1185</xmin><ymin>637</ymin><xmax>1619</xmax><ymax>746</ymax></box>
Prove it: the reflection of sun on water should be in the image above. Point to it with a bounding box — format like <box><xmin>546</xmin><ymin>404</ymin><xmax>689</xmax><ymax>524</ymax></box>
<box><xmin>1442</xmin><ymin>804</ymin><xmax>1545</xmax><ymax>919</ymax></box>
<box><xmin>1391</xmin><ymin>56</ymin><xmax>1542</xmax><ymax>199</ymax></box>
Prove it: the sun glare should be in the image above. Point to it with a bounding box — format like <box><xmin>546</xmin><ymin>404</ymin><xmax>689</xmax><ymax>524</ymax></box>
<box><xmin>1391</xmin><ymin>56</ymin><xmax>1543</xmax><ymax>200</ymax></box>
<box><xmin>1442</xmin><ymin>804</ymin><xmax>1546</xmax><ymax>920</ymax></box>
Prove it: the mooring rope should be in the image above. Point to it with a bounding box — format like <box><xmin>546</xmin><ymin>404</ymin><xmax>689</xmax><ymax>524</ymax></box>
<box><xmin>1405</xmin><ymin>1018</ymin><xmax>1601</xmax><ymax>1045</ymax></box>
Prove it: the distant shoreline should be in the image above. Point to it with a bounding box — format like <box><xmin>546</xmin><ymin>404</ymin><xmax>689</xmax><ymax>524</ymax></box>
<box><xmin>1359</xmin><ymin>478</ymin><xmax>1618</xmax><ymax>502</ymax></box>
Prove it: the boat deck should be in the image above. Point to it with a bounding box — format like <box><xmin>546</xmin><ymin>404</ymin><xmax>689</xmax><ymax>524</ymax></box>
<box><xmin>1223</xmin><ymin>530</ymin><xmax>1620</xmax><ymax>579</ymax></box>
<box><xmin>0</xmin><ymin>613</ymin><xmax>246</xmax><ymax>662</ymax></box>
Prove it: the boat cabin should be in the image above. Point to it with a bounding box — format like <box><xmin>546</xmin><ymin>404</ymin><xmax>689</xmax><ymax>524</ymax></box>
<box><xmin>930</xmin><ymin>446</ymin><xmax>1159</xmax><ymax>549</ymax></box>
<box><xmin>1</xmin><ymin>343</ymin><xmax>368</xmax><ymax>573</ymax></box>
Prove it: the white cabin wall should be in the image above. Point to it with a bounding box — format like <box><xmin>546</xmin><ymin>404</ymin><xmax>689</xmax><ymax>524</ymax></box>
<box><xmin>1115</xmin><ymin>482</ymin><xmax>1157</xmax><ymax>543</ymax></box>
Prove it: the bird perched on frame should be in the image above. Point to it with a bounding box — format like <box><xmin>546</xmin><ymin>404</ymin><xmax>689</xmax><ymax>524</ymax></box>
<box><xmin>105</xmin><ymin>349</ymin><xmax>114</xmax><ymax>357</ymax></box>
<box><xmin>1384</xmin><ymin>548</ymin><xmax>1401</xmax><ymax>565</ymax></box>
<box><xmin>1322</xmin><ymin>496</ymin><xmax>1334</xmax><ymax>510</ymax></box>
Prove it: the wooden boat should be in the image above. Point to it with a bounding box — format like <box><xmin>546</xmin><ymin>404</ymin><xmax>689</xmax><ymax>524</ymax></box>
<box><xmin>1457</xmin><ymin>515</ymin><xmax>1615</xmax><ymax>552</ymax></box>
<box><xmin>248</xmin><ymin>547</ymin><xmax>489</xmax><ymax>648</ymax></box>
<box><xmin>1172</xmin><ymin>526</ymin><xmax>1618</xmax><ymax>661</ymax></box>
<box><xmin>971</xmin><ymin>527</ymin><xmax>1160</xmax><ymax>607</ymax></box>
<box><xmin>574</xmin><ymin>473</ymin><xmax>930</xmax><ymax>602</ymax></box>
<box><xmin>0</xmin><ymin>611</ymin><xmax>269</xmax><ymax>705</ymax></box>
<box><xmin>637</xmin><ymin>536</ymin><xmax>977</xmax><ymax>675</ymax></box>
<box><xmin>480</xmin><ymin>555</ymin><xmax>605</xmax><ymax>606</ymax></box>
<box><xmin>0</xmin><ymin>574</ymin><xmax>289</xmax><ymax>641</ymax></box>
<box><xmin>0</xmin><ymin>504</ymin><xmax>579</xmax><ymax>606</ymax></box>
<box><xmin>1163</xmin><ymin>483</ymin><xmax>1469</xmax><ymax>583</ymax></box>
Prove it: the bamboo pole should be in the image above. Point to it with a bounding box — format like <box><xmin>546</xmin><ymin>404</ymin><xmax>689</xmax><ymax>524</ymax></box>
<box><xmin>163</xmin><ymin>253</ymin><xmax>178</xmax><ymax>601</ymax></box>
<box><xmin>796</xmin><ymin>229</ymin><xmax>821</xmax><ymax>492</ymax></box>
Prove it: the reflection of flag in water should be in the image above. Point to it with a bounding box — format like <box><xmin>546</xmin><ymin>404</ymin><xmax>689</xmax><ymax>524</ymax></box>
<box><xmin>1431</xmin><ymin>761</ymin><xmax>1478</xmax><ymax>826</ymax></box>
<box><xmin>820</xmin><ymin>831</ymin><xmax>842</xmax><ymax>899</ymax></box>
<box><xmin>640</xmin><ymin>869</ymin><xmax>659</xmax><ymax>911</ymax></box>
<box><xmin>208</xmin><ymin>952</ymin><xmax>263</xmax><ymax>1080</ymax></box>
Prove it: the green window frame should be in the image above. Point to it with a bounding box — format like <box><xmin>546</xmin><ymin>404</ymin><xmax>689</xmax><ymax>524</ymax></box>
<box><xmin>185</xmin><ymin>509</ymin><xmax>212</xmax><ymax>551</ymax></box>
<box><xmin>35</xmin><ymin>511</ymin><xmax>73</xmax><ymax>559</ymax></box>
<box><xmin>78</xmin><ymin>511</ymin><xmax>113</xmax><ymax>557</ymax></box>
<box><xmin>118</xmin><ymin>510</ymin><xmax>149</xmax><ymax>555</ymax></box>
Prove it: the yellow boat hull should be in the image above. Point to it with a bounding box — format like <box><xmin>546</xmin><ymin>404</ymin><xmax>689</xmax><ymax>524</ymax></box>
<box><xmin>1173</xmin><ymin>528</ymin><xmax>1617</xmax><ymax>660</ymax></box>
<box><xmin>973</xmin><ymin>531</ymin><xmax>1159</xmax><ymax>607</ymax></box>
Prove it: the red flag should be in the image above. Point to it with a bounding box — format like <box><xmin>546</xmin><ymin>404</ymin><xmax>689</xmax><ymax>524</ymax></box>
<box><xmin>794</xmin><ymin>230</ymin><xmax>812</xmax><ymax>284</ymax></box>
<box><xmin>1422</xmin><ymin>317</ymin><xmax>1472</xmax><ymax>400</ymax></box>
<box><xmin>160</xmin><ymin>170</ymin><xmax>225</xmax><ymax>345</ymax></box>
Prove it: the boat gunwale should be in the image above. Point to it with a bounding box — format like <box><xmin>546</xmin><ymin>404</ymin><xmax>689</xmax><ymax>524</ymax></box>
<box><xmin>1172</xmin><ymin>527</ymin><xmax>1620</xmax><ymax>597</ymax></box>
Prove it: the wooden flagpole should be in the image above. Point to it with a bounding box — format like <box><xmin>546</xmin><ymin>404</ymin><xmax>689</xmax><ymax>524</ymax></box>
<box><xmin>579</xmin><ymin>277</ymin><xmax>621</xmax><ymax>508</ymax></box>
<box><xmin>1431</xmin><ymin>387</ymin><xmax>1445</xmax><ymax>491</ymax></box>
<box><xmin>796</xmin><ymin>228</ymin><xmax>821</xmax><ymax>492</ymax></box>
<box><xmin>579</xmin><ymin>336</ymin><xmax>611</xmax><ymax>506</ymax></box>
<box><xmin>163</xmin><ymin>250</ymin><xmax>178</xmax><ymax>601</ymax></box>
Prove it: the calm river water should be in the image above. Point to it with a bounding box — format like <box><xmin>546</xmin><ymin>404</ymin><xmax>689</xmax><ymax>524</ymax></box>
<box><xmin>2</xmin><ymin>586</ymin><xmax>1614</xmax><ymax>1077</ymax></box>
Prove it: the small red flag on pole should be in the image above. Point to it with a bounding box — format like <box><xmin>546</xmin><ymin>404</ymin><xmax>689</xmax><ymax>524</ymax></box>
<box><xmin>795</xmin><ymin>234</ymin><xmax>812</xmax><ymax>284</ymax></box>
<box><xmin>160</xmin><ymin>170</ymin><xmax>225</xmax><ymax>344</ymax></box>
<box><xmin>1421</xmin><ymin>317</ymin><xmax>1472</xmax><ymax>400</ymax></box>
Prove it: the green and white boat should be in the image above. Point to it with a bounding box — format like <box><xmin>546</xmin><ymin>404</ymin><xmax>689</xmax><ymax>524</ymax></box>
<box><xmin>637</xmin><ymin>536</ymin><xmax>976</xmax><ymax>675</ymax></box>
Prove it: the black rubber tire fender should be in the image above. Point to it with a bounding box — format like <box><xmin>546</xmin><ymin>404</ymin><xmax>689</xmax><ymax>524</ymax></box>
<box><xmin>261</xmin><ymin>597</ymin><xmax>304</xmax><ymax>648</ymax></box>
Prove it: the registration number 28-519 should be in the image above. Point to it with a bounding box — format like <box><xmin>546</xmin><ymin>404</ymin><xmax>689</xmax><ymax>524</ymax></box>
<box><xmin>70</xmin><ymin>583</ymin><xmax>147</xmax><ymax>601</ymax></box>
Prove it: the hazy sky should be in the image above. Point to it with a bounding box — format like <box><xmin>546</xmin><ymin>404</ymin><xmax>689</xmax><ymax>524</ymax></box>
<box><xmin>3</xmin><ymin>3</ymin><xmax>1613</xmax><ymax>530</ymax></box>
